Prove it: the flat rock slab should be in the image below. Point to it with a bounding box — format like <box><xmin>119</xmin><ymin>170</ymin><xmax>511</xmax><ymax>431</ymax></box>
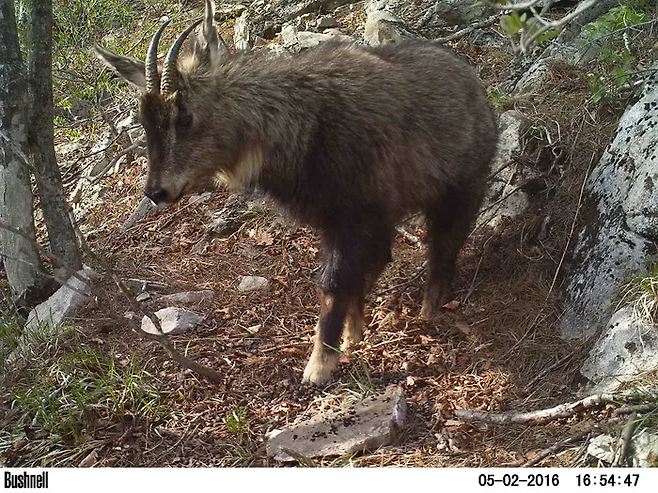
<box><xmin>266</xmin><ymin>386</ymin><xmax>406</xmax><ymax>462</ymax></box>
<box><xmin>26</xmin><ymin>266</ymin><xmax>97</xmax><ymax>332</ymax></box>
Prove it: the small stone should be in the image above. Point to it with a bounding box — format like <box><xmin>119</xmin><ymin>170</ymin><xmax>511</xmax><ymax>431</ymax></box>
<box><xmin>587</xmin><ymin>434</ymin><xmax>616</xmax><ymax>463</ymax></box>
<box><xmin>141</xmin><ymin>307</ymin><xmax>203</xmax><ymax>335</ymax></box>
<box><xmin>316</xmin><ymin>16</ymin><xmax>339</xmax><ymax>30</ymax></box>
<box><xmin>238</xmin><ymin>276</ymin><xmax>270</xmax><ymax>292</ymax></box>
<box><xmin>266</xmin><ymin>385</ymin><xmax>406</xmax><ymax>461</ymax></box>
<box><xmin>136</xmin><ymin>292</ymin><xmax>151</xmax><ymax>302</ymax></box>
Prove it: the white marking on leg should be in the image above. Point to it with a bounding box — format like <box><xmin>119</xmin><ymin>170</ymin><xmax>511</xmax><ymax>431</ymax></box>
<box><xmin>302</xmin><ymin>345</ymin><xmax>339</xmax><ymax>384</ymax></box>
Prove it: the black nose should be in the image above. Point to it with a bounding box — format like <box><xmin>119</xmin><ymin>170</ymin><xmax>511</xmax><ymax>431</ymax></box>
<box><xmin>146</xmin><ymin>188</ymin><xmax>169</xmax><ymax>204</ymax></box>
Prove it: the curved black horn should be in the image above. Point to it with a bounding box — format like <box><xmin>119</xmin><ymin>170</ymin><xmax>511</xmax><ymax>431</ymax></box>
<box><xmin>145</xmin><ymin>20</ymin><xmax>171</xmax><ymax>94</ymax></box>
<box><xmin>161</xmin><ymin>19</ymin><xmax>203</xmax><ymax>96</ymax></box>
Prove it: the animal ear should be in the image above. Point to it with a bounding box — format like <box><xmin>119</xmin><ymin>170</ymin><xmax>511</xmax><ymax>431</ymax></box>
<box><xmin>94</xmin><ymin>45</ymin><xmax>146</xmax><ymax>90</ymax></box>
<box><xmin>195</xmin><ymin>0</ymin><xmax>228</xmax><ymax>67</ymax></box>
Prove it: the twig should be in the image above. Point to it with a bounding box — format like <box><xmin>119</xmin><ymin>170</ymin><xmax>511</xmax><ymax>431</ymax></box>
<box><xmin>520</xmin><ymin>424</ymin><xmax>602</xmax><ymax>468</ymax></box>
<box><xmin>395</xmin><ymin>226</ymin><xmax>421</xmax><ymax>245</ymax></box>
<box><xmin>464</xmin><ymin>234</ymin><xmax>494</xmax><ymax>303</ymax></box>
<box><xmin>454</xmin><ymin>388</ymin><xmax>658</xmax><ymax>425</ymax></box>
<box><xmin>435</xmin><ymin>16</ymin><xmax>498</xmax><ymax>44</ymax></box>
<box><xmin>546</xmin><ymin>154</ymin><xmax>593</xmax><ymax>302</ymax></box>
<box><xmin>88</xmin><ymin>138</ymin><xmax>145</xmax><ymax>184</ymax></box>
<box><xmin>72</xmin><ymin>219</ymin><xmax>223</xmax><ymax>384</ymax></box>
<box><xmin>526</xmin><ymin>348</ymin><xmax>580</xmax><ymax>390</ymax></box>
<box><xmin>376</xmin><ymin>260</ymin><xmax>428</xmax><ymax>296</ymax></box>
<box><xmin>612</xmin><ymin>404</ymin><xmax>658</xmax><ymax>416</ymax></box>
<box><xmin>613</xmin><ymin>412</ymin><xmax>638</xmax><ymax>467</ymax></box>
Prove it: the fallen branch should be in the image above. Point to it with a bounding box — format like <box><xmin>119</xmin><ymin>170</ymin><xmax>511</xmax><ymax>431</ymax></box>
<box><xmin>613</xmin><ymin>412</ymin><xmax>638</xmax><ymax>467</ymax></box>
<box><xmin>395</xmin><ymin>226</ymin><xmax>421</xmax><ymax>245</ymax></box>
<box><xmin>70</xmin><ymin>216</ymin><xmax>223</xmax><ymax>384</ymax></box>
<box><xmin>455</xmin><ymin>388</ymin><xmax>658</xmax><ymax>425</ymax></box>
<box><xmin>435</xmin><ymin>16</ymin><xmax>498</xmax><ymax>44</ymax></box>
<box><xmin>520</xmin><ymin>424</ymin><xmax>602</xmax><ymax>468</ymax></box>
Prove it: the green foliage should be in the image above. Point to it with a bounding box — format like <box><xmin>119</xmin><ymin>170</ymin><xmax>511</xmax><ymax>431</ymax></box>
<box><xmin>581</xmin><ymin>3</ymin><xmax>649</xmax><ymax>104</ymax></box>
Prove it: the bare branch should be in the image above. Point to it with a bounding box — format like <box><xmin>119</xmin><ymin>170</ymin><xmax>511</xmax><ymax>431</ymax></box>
<box><xmin>484</xmin><ymin>0</ymin><xmax>543</xmax><ymax>10</ymax></box>
<box><xmin>520</xmin><ymin>0</ymin><xmax>600</xmax><ymax>54</ymax></box>
<box><xmin>613</xmin><ymin>412</ymin><xmax>638</xmax><ymax>467</ymax></box>
<box><xmin>435</xmin><ymin>16</ymin><xmax>498</xmax><ymax>44</ymax></box>
<box><xmin>69</xmin><ymin>217</ymin><xmax>223</xmax><ymax>384</ymax></box>
<box><xmin>455</xmin><ymin>388</ymin><xmax>658</xmax><ymax>425</ymax></box>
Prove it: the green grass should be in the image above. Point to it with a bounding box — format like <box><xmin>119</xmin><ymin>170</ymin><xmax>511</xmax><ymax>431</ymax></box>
<box><xmin>1</xmin><ymin>336</ymin><xmax>171</xmax><ymax>466</ymax></box>
<box><xmin>223</xmin><ymin>406</ymin><xmax>250</xmax><ymax>437</ymax></box>
<box><xmin>0</xmin><ymin>307</ymin><xmax>24</xmax><ymax>369</ymax></box>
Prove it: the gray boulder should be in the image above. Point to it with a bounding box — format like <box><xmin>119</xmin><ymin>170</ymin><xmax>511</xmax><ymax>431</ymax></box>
<box><xmin>478</xmin><ymin>111</ymin><xmax>531</xmax><ymax>229</ymax></box>
<box><xmin>561</xmin><ymin>69</ymin><xmax>658</xmax><ymax>339</ymax></box>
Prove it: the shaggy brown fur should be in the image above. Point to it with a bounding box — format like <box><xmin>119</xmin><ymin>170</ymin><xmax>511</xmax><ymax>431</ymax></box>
<box><xmin>96</xmin><ymin>0</ymin><xmax>498</xmax><ymax>384</ymax></box>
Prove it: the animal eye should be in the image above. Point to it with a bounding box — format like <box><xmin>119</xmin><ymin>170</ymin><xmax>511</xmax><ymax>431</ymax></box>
<box><xmin>176</xmin><ymin>111</ymin><xmax>193</xmax><ymax>128</ymax></box>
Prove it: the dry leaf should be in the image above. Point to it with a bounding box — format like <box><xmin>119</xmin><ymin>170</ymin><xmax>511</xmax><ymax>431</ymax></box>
<box><xmin>245</xmin><ymin>324</ymin><xmax>261</xmax><ymax>335</ymax></box>
<box><xmin>337</xmin><ymin>354</ymin><xmax>350</xmax><ymax>364</ymax></box>
<box><xmin>455</xmin><ymin>321</ymin><xmax>471</xmax><ymax>335</ymax></box>
<box><xmin>249</xmin><ymin>229</ymin><xmax>274</xmax><ymax>246</ymax></box>
<box><xmin>420</xmin><ymin>334</ymin><xmax>435</xmax><ymax>345</ymax></box>
<box><xmin>442</xmin><ymin>300</ymin><xmax>461</xmax><ymax>310</ymax></box>
<box><xmin>78</xmin><ymin>449</ymin><xmax>98</xmax><ymax>468</ymax></box>
<box><xmin>406</xmin><ymin>376</ymin><xmax>416</xmax><ymax>387</ymax></box>
<box><xmin>444</xmin><ymin>419</ymin><xmax>463</xmax><ymax>428</ymax></box>
<box><xmin>272</xmin><ymin>276</ymin><xmax>288</xmax><ymax>288</ymax></box>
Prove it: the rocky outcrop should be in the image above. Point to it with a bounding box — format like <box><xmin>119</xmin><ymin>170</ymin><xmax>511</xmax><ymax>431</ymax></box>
<box><xmin>561</xmin><ymin>64</ymin><xmax>658</xmax><ymax>339</ymax></box>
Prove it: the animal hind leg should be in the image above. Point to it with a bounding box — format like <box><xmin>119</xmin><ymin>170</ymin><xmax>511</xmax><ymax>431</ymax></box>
<box><xmin>422</xmin><ymin>186</ymin><xmax>481</xmax><ymax>319</ymax></box>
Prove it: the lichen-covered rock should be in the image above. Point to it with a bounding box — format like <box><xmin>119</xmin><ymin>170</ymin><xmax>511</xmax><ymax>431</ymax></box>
<box><xmin>562</xmin><ymin>65</ymin><xmax>658</xmax><ymax>339</ymax></box>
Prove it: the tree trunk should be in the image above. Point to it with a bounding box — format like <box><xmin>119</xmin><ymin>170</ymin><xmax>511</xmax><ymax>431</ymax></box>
<box><xmin>0</xmin><ymin>0</ymin><xmax>43</xmax><ymax>299</ymax></box>
<box><xmin>25</xmin><ymin>0</ymin><xmax>82</xmax><ymax>275</ymax></box>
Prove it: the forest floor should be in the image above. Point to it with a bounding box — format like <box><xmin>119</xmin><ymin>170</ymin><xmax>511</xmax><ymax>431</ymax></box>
<box><xmin>1</xmin><ymin>0</ymin><xmax>651</xmax><ymax>468</ymax></box>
